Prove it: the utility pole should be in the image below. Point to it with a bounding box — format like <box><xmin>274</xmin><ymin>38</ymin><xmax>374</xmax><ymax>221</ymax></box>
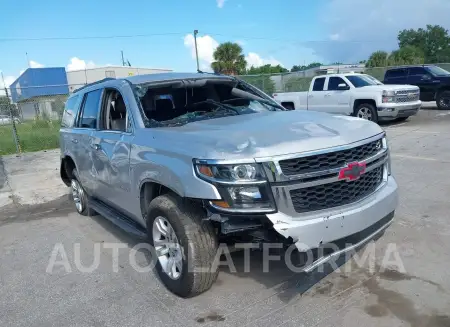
<box><xmin>193</xmin><ymin>30</ymin><xmax>200</xmax><ymax>72</ymax></box>
<box><xmin>26</xmin><ymin>52</ymin><xmax>30</xmax><ymax>68</ymax></box>
<box><xmin>121</xmin><ymin>50</ymin><xmax>125</xmax><ymax>66</ymax></box>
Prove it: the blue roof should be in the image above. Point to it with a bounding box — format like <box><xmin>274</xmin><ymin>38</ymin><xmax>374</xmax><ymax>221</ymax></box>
<box><xmin>9</xmin><ymin>67</ymin><xmax>69</xmax><ymax>102</ymax></box>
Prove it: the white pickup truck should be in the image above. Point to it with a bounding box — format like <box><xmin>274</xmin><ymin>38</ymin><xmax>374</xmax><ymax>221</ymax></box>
<box><xmin>273</xmin><ymin>73</ymin><xmax>421</xmax><ymax>123</ymax></box>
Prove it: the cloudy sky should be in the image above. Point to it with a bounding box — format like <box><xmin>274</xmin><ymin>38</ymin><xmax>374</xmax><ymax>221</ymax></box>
<box><xmin>1</xmin><ymin>0</ymin><xmax>449</xmax><ymax>89</ymax></box>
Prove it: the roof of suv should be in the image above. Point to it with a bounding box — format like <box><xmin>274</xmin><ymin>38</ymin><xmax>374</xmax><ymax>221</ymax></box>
<box><xmin>385</xmin><ymin>64</ymin><xmax>435</xmax><ymax>70</ymax></box>
<box><xmin>125</xmin><ymin>72</ymin><xmax>235</xmax><ymax>85</ymax></box>
<box><xmin>72</xmin><ymin>72</ymin><xmax>236</xmax><ymax>94</ymax></box>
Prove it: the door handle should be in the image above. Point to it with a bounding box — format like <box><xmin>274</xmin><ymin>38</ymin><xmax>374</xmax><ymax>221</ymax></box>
<box><xmin>308</xmin><ymin>94</ymin><xmax>314</xmax><ymax>98</ymax></box>
<box><xmin>90</xmin><ymin>143</ymin><xmax>101</xmax><ymax>150</ymax></box>
<box><xmin>71</xmin><ymin>138</ymin><xmax>78</xmax><ymax>144</ymax></box>
<box><xmin>324</xmin><ymin>93</ymin><xmax>332</xmax><ymax>97</ymax></box>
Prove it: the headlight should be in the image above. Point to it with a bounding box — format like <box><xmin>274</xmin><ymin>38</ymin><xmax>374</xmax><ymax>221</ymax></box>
<box><xmin>382</xmin><ymin>90</ymin><xmax>396</xmax><ymax>103</ymax></box>
<box><xmin>194</xmin><ymin>160</ymin><xmax>276</xmax><ymax>213</ymax></box>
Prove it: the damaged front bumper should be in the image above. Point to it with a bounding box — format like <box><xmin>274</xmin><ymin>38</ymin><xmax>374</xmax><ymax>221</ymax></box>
<box><xmin>266</xmin><ymin>176</ymin><xmax>398</xmax><ymax>253</ymax></box>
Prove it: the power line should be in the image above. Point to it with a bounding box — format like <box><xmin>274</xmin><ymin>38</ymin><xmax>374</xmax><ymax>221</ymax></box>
<box><xmin>0</xmin><ymin>32</ymin><xmax>186</xmax><ymax>42</ymax></box>
<box><xmin>202</xmin><ymin>32</ymin><xmax>391</xmax><ymax>43</ymax></box>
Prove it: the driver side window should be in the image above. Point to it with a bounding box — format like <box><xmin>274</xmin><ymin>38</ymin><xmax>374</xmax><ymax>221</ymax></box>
<box><xmin>101</xmin><ymin>89</ymin><xmax>129</xmax><ymax>132</ymax></box>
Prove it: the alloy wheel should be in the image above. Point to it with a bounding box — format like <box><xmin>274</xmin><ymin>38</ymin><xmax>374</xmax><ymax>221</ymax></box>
<box><xmin>152</xmin><ymin>216</ymin><xmax>183</xmax><ymax>280</ymax></box>
<box><xmin>71</xmin><ymin>179</ymin><xmax>85</xmax><ymax>213</ymax></box>
<box><xmin>357</xmin><ymin>107</ymin><xmax>373</xmax><ymax>120</ymax></box>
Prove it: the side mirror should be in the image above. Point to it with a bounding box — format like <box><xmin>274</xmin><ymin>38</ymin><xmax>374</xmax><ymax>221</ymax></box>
<box><xmin>338</xmin><ymin>83</ymin><xmax>350</xmax><ymax>90</ymax></box>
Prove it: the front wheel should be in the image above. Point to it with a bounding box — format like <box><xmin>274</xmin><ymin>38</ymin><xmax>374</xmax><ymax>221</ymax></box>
<box><xmin>436</xmin><ymin>90</ymin><xmax>450</xmax><ymax>110</ymax></box>
<box><xmin>355</xmin><ymin>103</ymin><xmax>378</xmax><ymax>123</ymax></box>
<box><xmin>146</xmin><ymin>194</ymin><xmax>218</xmax><ymax>298</ymax></box>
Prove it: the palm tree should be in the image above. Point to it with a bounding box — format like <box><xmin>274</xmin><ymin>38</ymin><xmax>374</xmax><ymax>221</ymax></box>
<box><xmin>211</xmin><ymin>42</ymin><xmax>247</xmax><ymax>75</ymax></box>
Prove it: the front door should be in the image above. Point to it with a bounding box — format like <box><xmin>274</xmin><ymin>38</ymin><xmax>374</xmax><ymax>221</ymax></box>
<box><xmin>90</xmin><ymin>88</ymin><xmax>134</xmax><ymax>216</ymax></box>
<box><xmin>407</xmin><ymin>67</ymin><xmax>437</xmax><ymax>101</ymax></box>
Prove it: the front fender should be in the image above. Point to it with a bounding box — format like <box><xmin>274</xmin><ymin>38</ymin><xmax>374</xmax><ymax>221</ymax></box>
<box><xmin>131</xmin><ymin>150</ymin><xmax>221</xmax><ymax>200</ymax></box>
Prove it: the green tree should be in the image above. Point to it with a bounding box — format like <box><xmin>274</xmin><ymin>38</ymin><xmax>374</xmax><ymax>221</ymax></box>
<box><xmin>247</xmin><ymin>64</ymin><xmax>288</xmax><ymax>74</ymax></box>
<box><xmin>398</xmin><ymin>25</ymin><xmax>450</xmax><ymax>63</ymax></box>
<box><xmin>211</xmin><ymin>42</ymin><xmax>247</xmax><ymax>75</ymax></box>
<box><xmin>388</xmin><ymin>45</ymin><xmax>425</xmax><ymax>66</ymax></box>
<box><xmin>366</xmin><ymin>51</ymin><xmax>389</xmax><ymax>68</ymax></box>
<box><xmin>290</xmin><ymin>62</ymin><xmax>322</xmax><ymax>72</ymax></box>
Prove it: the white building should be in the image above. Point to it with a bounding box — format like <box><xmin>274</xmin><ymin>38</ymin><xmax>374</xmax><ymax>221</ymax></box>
<box><xmin>66</xmin><ymin>66</ymin><xmax>172</xmax><ymax>93</ymax></box>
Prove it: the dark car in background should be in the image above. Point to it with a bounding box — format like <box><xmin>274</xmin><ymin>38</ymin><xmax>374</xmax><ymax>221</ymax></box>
<box><xmin>383</xmin><ymin>65</ymin><xmax>450</xmax><ymax>110</ymax></box>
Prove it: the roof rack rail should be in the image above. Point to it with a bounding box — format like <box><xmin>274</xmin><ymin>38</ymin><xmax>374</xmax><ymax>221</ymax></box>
<box><xmin>73</xmin><ymin>78</ymin><xmax>115</xmax><ymax>93</ymax></box>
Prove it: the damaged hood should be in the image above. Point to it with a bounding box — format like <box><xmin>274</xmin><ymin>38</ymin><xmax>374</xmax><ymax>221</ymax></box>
<box><xmin>146</xmin><ymin>110</ymin><xmax>384</xmax><ymax>161</ymax></box>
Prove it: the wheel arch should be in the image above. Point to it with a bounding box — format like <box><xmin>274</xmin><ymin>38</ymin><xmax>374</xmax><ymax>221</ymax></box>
<box><xmin>60</xmin><ymin>155</ymin><xmax>77</xmax><ymax>186</ymax></box>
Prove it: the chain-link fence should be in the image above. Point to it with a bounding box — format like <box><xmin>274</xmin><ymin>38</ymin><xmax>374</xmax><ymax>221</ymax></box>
<box><xmin>0</xmin><ymin>92</ymin><xmax>67</xmax><ymax>155</ymax></box>
<box><xmin>1</xmin><ymin>63</ymin><xmax>449</xmax><ymax>155</ymax></box>
<box><xmin>237</xmin><ymin>63</ymin><xmax>450</xmax><ymax>95</ymax></box>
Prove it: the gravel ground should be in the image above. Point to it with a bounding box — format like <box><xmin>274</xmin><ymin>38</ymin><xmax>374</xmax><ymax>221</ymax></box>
<box><xmin>1</xmin><ymin>109</ymin><xmax>449</xmax><ymax>327</ymax></box>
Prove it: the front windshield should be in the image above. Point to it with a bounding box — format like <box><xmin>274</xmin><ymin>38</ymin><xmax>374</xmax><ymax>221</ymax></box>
<box><xmin>426</xmin><ymin>66</ymin><xmax>450</xmax><ymax>76</ymax></box>
<box><xmin>345</xmin><ymin>74</ymin><xmax>382</xmax><ymax>88</ymax></box>
<box><xmin>134</xmin><ymin>78</ymin><xmax>284</xmax><ymax>127</ymax></box>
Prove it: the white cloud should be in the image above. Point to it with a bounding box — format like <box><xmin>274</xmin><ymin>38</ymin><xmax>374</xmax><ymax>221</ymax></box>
<box><xmin>309</xmin><ymin>0</ymin><xmax>450</xmax><ymax>63</ymax></box>
<box><xmin>0</xmin><ymin>75</ymin><xmax>16</xmax><ymax>96</ymax></box>
<box><xmin>245</xmin><ymin>52</ymin><xmax>283</xmax><ymax>68</ymax></box>
<box><xmin>29</xmin><ymin>60</ymin><xmax>44</xmax><ymax>68</ymax></box>
<box><xmin>217</xmin><ymin>0</ymin><xmax>226</xmax><ymax>8</ymax></box>
<box><xmin>329</xmin><ymin>33</ymin><xmax>340</xmax><ymax>41</ymax></box>
<box><xmin>66</xmin><ymin>57</ymin><xmax>96</xmax><ymax>71</ymax></box>
<box><xmin>184</xmin><ymin>33</ymin><xmax>219</xmax><ymax>70</ymax></box>
<box><xmin>236</xmin><ymin>40</ymin><xmax>246</xmax><ymax>46</ymax></box>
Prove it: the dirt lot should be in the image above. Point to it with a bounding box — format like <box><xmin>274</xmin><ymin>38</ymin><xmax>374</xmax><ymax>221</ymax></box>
<box><xmin>1</xmin><ymin>109</ymin><xmax>450</xmax><ymax>327</ymax></box>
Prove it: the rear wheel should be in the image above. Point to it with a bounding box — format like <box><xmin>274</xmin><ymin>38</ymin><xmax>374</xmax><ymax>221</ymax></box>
<box><xmin>70</xmin><ymin>169</ymin><xmax>96</xmax><ymax>216</ymax></box>
<box><xmin>146</xmin><ymin>194</ymin><xmax>218</xmax><ymax>297</ymax></box>
<box><xmin>436</xmin><ymin>90</ymin><xmax>450</xmax><ymax>110</ymax></box>
<box><xmin>355</xmin><ymin>103</ymin><xmax>378</xmax><ymax>123</ymax></box>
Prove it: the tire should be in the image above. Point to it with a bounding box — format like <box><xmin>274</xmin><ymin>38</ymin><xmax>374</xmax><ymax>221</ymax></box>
<box><xmin>354</xmin><ymin>103</ymin><xmax>378</xmax><ymax>123</ymax></box>
<box><xmin>436</xmin><ymin>90</ymin><xmax>450</xmax><ymax>110</ymax></box>
<box><xmin>146</xmin><ymin>194</ymin><xmax>218</xmax><ymax>298</ymax></box>
<box><xmin>71</xmin><ymin>169</ymin><xmax>97</xmax><ymax>216</ymax></box>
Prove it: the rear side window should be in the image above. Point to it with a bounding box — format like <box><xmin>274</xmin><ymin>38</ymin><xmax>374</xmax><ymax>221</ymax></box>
<box><xmin>61</xmin><ymin>95</ymin><xmax>80</xmax><ymax>128</ymax></box>
<box><xmin>327</xmin><ymin>77</ymin><xmax>347</xmax><ymax>90</ymax></box>
<box><xmin>385</xmin><ymin>69</ymin><xmax>406</xmax><ymax>79</ymax></box>
<box><xmin>79</xmin><ymin>89</ymin><xmax>102</xmax><ymax>129</ymax></box>
<box><xmin>312</xmin><ymin>77</ymin><xmax>325</xmax><ymax>91</ymax></box>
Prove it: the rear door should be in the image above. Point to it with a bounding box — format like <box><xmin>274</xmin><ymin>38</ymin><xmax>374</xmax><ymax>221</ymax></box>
<box><xmin>307</xmin><ymin>77</ymin><xmax>327</xmax><ymax>112</ymax></box>
<box><xmin>324</xmin><ymin>76</ymin><xmax>351</xmax><ymax>114</ymax></box>
<box><xmin>74</xmin><ymin>88</ymin><xmax>103</xmax><ymax>194</ymax></box>
<box><xmin>383</xmin><ymin>68</ymin><xmax>407</xmax><ymax>85</ymax></box>
<box><xmin>407</xmin><ymin>67</ymin><xmax>436</xmax><ymax>101</ymax></box>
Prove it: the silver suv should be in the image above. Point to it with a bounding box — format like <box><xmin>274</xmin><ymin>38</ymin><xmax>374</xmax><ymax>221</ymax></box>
<box><xmin>60</xmin><ymin>73</ymin><xmax>398</xmax><ymax>297</ymax></box>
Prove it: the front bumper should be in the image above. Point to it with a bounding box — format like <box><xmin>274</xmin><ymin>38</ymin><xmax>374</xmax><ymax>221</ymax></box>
<box><xmin>377</xmin><ymin>101</ymin><xmax>421</xmax><ymax>120</ymax></box>
<box><xmin>265</xmin><ymin>175</ymin><xmax>398</xmax><ymax>252</ymax></box>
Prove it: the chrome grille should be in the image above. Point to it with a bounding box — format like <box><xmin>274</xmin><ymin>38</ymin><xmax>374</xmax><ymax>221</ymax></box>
<box><xmin>279</xmin><ymin>139</ymin><xmax>382</xmax><ymax>176</ymax></box>
<box><xmin>396</xmin><ymin>90</ymin><xmax>420</xmax><ymax>103</ymax></box>
<box><xmin>290</xmin><ymin>166</ymin><xmax>384</xmax><ymax>213</ymax></box>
